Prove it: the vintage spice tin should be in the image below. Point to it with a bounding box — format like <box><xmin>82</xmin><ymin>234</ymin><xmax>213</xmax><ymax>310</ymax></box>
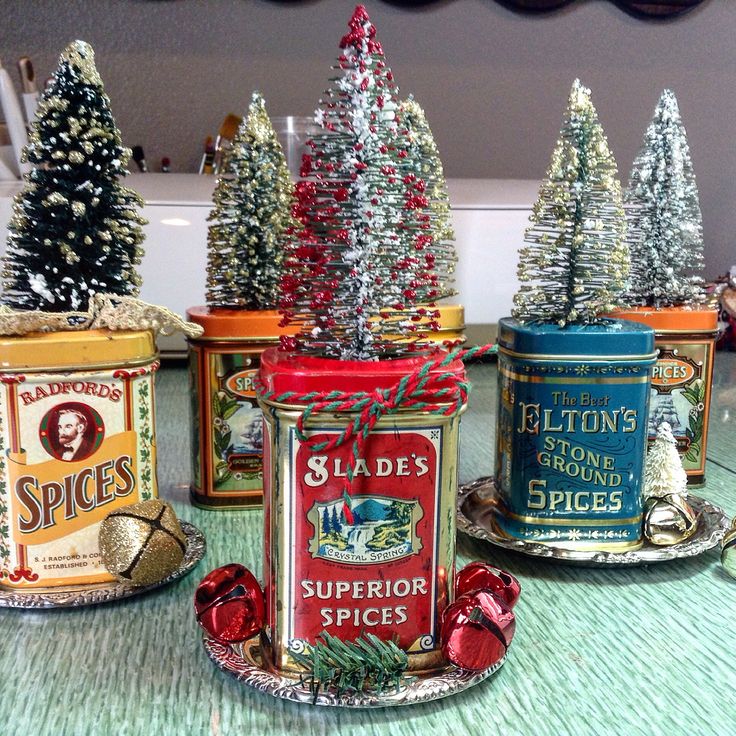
<box><xmin>258</xmin><ymin>348</ymin><xmax>466</xmax><ymax>674</ymax></box>
<box><xmin>429</xmin><ymin>304</ymin><xmax>466</xmax><ymax>348</ymax></box>
<box><xmin>495</xmin><ymin>318</ymin><xmax>657</xmax><ymax>551</ymax></box>
<box><xmin>613</xmin><ymin>307</ymin><xmax>717</xmax><ymax>486</ymax></box>
<box><xmin>0</xmin><ymin>329</ymin><xmax>158</xmax><ymax>589</ymax></box>
<box><xmin>381</xmin><ymin>304</ymin><xmax>467</xmax><ymax>349</ymax></box>
<box><xmin>187</xmin><ymin>307</ymin><xmax>292</xmax><ymax>509</ymax></box>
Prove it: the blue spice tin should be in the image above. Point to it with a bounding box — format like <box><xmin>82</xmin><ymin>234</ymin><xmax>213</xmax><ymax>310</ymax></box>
<box><xmin>495</xmin><ymin>317</ymin><xmax>657</xmax><ymax>551</ymax></box>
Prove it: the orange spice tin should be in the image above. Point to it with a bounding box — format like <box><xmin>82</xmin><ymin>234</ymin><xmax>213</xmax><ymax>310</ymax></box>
<box><xmin>612</xmin><ymin>306</ymin><xmax>718</xmax><ymax>486</ymax></box>
<box><xmin>186</xmin><ymin>307</ymin><xmax>293</xmax><ymax>509</ymax></box>
<box><xmin>0</xmin><ymin>329</ymin><xmax>159</xmax><ymax>588</ymax></box>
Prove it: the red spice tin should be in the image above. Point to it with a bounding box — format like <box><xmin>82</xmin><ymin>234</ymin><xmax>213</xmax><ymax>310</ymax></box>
<box><xmin>258</xmin><ymin>348</ymin><xmax>466</xmax><ymax>674</ymax></box>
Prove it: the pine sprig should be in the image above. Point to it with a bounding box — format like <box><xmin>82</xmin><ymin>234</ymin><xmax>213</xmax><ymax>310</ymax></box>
<box><xmin>289</xmin><ymin>632</ymin><xmax>409</xmax><ymax>699</ymax></box>
<box><xmin>513</xmin><ymin>79</ymin><xmax>629</xmax><ymax>326</ymax></box>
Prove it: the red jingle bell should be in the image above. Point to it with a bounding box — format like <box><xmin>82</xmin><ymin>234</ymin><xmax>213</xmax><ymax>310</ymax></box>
<box><xmin>455</xmin><ymin>561</ymin><xmax>521</xmax><ymax>609</ymax></box>
<box><xmin>441</xmin><ymin>589</ymin><xmax>516</xmax><ymax>671</ymax></box>
<box><xmin>194</xmin><ymin>563</ymin><xmax>265</xmax><ymax>644</ymax></box>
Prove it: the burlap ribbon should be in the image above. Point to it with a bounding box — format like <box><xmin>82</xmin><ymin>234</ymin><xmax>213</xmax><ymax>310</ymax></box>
<box><xmin>0</xmin><ymin>294</ymin><xmax>203</xmax><ymax>338</ymax></box>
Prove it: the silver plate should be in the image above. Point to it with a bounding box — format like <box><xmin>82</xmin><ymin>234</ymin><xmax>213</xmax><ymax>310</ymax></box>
<box><xmin>0</xmin><ymin>521</ymin><xmax>206</xmax><ymax>609</ymax></box>
<box><xmin>457</xmin><ymin>477</ymin><xmax>730</xmax><ymax>567</ymax></box>
<box><xmin>203</xmin><ymin>634</ymin><xmax>505</xmax><ymax>708</ymax></box>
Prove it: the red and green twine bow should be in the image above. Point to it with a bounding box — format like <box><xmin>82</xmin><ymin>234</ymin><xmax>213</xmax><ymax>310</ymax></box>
<box><xmin>256</xmin><ymin>344</ymin><xmax>498</xmax><ymax>513</ymax></box>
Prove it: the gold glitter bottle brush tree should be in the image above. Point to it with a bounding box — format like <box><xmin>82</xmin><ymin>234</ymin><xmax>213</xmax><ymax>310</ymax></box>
<box><xmin>0</xmin><ymin>41</ymin><xmax>201</xmax><ymax>591</ymax></box>
<box><xmin>187</xmin><ymin>91</ymin><xmax>296</xmax><ymax>510</ymax></box>
<box><xmin>388</xmin><ymin>96</ymin><xmax>465</xmax><ymax>349</ymax></box>
<box><xmin>494</xmin><ymin>79</ymin><xmax>657</xmax><ymax>552</ymax></box>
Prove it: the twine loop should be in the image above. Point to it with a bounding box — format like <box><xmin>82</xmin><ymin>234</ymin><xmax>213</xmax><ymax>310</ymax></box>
<box><xmin>257</xmin><ymin>343</ymin><xmax>497</xmax><ymax>495</ymax></box>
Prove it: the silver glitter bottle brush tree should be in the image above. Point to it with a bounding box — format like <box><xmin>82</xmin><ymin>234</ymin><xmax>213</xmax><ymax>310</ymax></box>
<box><xmin>612</xmin><ymin>90</ymin><xmax>718</xmax><ymax>486</ymax></box>
<box><xmin>187</xmin><ymin>91</ymin><xmax>297</xmax><ymax>509</ymax></box>
<box><xmin>495</xmin><ymin>79</ymin><xmax>657</xmax><ymax>552</ymax></box>
<box><xmin>0</xmin><ymin>42</ymin><xmax>201</xmax><ymax>592</ymax></box>
<box><xmin>256</xmin><ymin>5</ymin><xmax>481</xmax><ymax>681</ymax></box>
<box><xmin>279</xmin><ymin>8</ymin><xmax>456</xmax><ymax>359</ymax></box>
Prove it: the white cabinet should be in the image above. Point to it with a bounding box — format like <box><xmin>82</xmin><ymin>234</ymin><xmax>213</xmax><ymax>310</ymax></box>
<box><xmin>0</xmin><ymin>175</ymin><xmax>537</xmax><ymax>354</ymax></box>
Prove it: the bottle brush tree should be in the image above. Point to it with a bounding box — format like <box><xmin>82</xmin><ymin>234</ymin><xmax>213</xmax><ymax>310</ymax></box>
<box><xmin>2</xmin><ymin>40</ymin><xmax>145</xmax><ymax>313</ymax></box>
<box><xmin>643</xmin><ymin>421</ymin><xmax>688</xmax><ymax>499</ymax></box>
<box><xmin>513</xmin><ymin>79</ymin><xmax>629</xmax><ymax>327</ymax></box>
<box><xmin>625</xmin><ymin>89</ymin><xmax>705</xmax><ymax>308</ymax></box>
<box><xmin>400</xmin><ymin>97</ymin><xmax>456</xmax><ymax>277</ymax></box>
<box><xmin>206</xmin><ymin>91</ymin><xmax>293</xmax><ymax>310</ymax></box>
<box><xmin>280</xmin><ymin>5</ymin><xmax>455</xmax><ymax>360</ymax></box>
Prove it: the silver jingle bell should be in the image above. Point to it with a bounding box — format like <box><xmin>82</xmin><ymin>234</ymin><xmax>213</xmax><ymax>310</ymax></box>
<box><xmin>643</xmin><ymin>494</ymin><xmax>698</xmax><ymax>546</ymax></box>
<box><xmin>721</xmin><ymin>518</ymin><xmax>736</xmax><ymax>579</ymax></box>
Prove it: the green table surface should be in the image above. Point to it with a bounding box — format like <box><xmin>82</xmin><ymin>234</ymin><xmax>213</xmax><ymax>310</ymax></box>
<box><xmin>3</xmin><ymin>354</ymin><xmax>736</xmax><ymax>736</ymax></box>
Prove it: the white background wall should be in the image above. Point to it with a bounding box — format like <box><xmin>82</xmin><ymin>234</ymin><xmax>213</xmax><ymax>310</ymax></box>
<box><xmin>0</xmin><ymin>176</ymin><xmax>536</xmax><ymax>351</ymax></box>
<box><xmin>0</xmin><ymin>0</ymin><xmax>733</xmax><ymax>276</ymax></box>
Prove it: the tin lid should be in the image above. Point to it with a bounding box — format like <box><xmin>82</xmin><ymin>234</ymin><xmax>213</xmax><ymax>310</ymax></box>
<box><xmin>610</xmin><ymin>306</ymin><xmax>718</xmax><ymax>334</ymax></box>
<box><xmin>371</xmin><ymin>302</ymin><xmax>465</xmax><ymax>330</ymax></box>
<box><xmin>259</xmin><ymin>347</ymin><xmax>466</xmax><ymax>404</ymax></box>
<box><xmin>0</xmin><ymin>329</ymin><xmax>156</xmax><ymax>372</ymax></box>
<box><xmin>433</xmin><ymin>303</ymin><xmax>465</xmax><ymax>331</ymax></box>
<box><xmin>498</xmin><ymin>317</ymin><xmax>656</xmax><ymax>360</ymax></box>
<box><xmin>186</xmin><ymin>306</ymin><xmax>293</xmax><ymax>341</ymax></box>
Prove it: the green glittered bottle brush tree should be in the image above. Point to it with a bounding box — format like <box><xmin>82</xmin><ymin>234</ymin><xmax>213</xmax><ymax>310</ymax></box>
<box><xmin>206</xmin><ymin>92</ymin><xmax>294</xmax><ymax>310</ymax></box>
<box><xmin>2</xmin><ymin>41</ymin><xmax>145</xmax><ymax>313</ymax></box>
<box><xmin>513</xmin><ymin>79</ymin><xmax>629</xmax><ymax>327</ymax></box>
<box><xmin>624</xmin><ymin>90</ymin><xmax>705</xmax><ymax>308</ymax></box>
<box><xmin>280</xmin><ymin>5</ymin><xmax>456</xmax><ymax>360</ymax></box>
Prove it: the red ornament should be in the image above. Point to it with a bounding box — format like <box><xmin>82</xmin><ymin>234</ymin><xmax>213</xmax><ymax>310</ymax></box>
<box><xmin>441</xmin><ymin>589</ymin><xmax>516</xmax><ymax>671</ymax></box>
<box><xmin>455</xmin><ymin>561</ymin><xmax>521</xmax><ymax>609</ymax></box>
<box><xmin>194</xmin><ymin>564</ymin><xmax>265</xmax><ymax>644</ymax></box>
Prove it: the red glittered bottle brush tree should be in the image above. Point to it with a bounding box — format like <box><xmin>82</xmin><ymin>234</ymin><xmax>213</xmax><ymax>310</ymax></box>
<box><xmin>280</xmin><ymin>5</ymin><xmax>456</xmax><ymax>361</ymax></box>
<box><xmin>258</xmin><ymin>7</ymin><xmax>473</xmax><ymax>676</ymax></box>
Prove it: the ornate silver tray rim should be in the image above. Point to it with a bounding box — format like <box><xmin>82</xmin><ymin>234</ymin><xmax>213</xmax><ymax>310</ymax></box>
<box><xmin>0</xmin><ymin>520</ymin><xmax>206</xmax><ymax>609</ymax></box>
<box><xmin>203</xmin><ymin>634</ymin><xmax>505</xmax><ymax>708</ymax></box>
<box><xmin>457</xmin><ymin>477</ymin><xmax>729</xmax><ymax>567</ymax></box>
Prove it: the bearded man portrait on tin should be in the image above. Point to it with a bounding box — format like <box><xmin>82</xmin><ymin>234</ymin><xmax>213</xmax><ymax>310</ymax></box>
<box><xmin>55</xmin><ymin>408</ymin><xmax>94</xmax><ymax>462</ymax></box>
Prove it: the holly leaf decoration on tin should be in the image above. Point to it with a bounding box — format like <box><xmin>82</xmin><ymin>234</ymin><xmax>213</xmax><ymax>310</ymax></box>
<box><xmin>289</xmin><ymin>632</ymin><xmax>409</xmax><ymax>700</ymax></box>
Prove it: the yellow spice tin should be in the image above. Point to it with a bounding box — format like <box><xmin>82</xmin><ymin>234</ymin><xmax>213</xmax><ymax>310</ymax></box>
<box><xmin>0</xmin><ymin>329</ymin><xmax>159</xmax><ymax>589</ymax></box>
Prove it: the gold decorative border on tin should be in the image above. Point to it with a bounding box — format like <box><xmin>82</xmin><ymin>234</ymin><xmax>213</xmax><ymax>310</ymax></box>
<box><xmin>0</xmin><ymin>353</ymin><xmax>159</xmax><ymax>375</ymax></box>
<box><xmin>503</xmin><ymin>509</ymin><xmax>643</xmax><ymax>527</ymax></box>
<box><xmin>498</xmin><ymin>347</ymin><xmax>658</xmax><ymax>363</ymax></box>
<box><xmin>189</xmin><ymin>335</ymin><xmax>282</xmax><ymax>344</ymax></box>
<box><xmin>498</xmin><ymin>367</ymin><xmax>651</xmax><ymax>385</ymax></box>
<box><xmin>650</xmin><ymin>329</ymin><xmax>718</xmax><ymax>336</ymax></box>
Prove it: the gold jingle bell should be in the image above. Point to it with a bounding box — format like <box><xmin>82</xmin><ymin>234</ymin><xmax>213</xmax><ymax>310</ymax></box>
<box><xmin>643</xmin><ymin>494</ymin><xmax>698</xmax><ymax>546</ymax></box>
<box><xmin>99</xmin><ymin>499</ymin><xmax>187</xmax><ymax>585</ymax></box>
<box><xmin>721</xmin><ymin>518</ymin><xmax>736</xmax><ymax>579</ymax></box>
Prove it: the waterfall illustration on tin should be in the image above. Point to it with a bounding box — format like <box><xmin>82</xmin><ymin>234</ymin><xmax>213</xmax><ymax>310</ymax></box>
<box><xmin>307</xmin><ymin>495</ymin><xmax>424</xmax><ymax>565</ymax></box>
